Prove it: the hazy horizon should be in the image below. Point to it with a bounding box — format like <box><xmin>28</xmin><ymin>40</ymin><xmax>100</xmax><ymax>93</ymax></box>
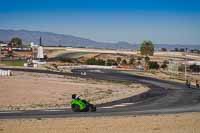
<box><xmin>0</xmin><ymin>0</ymin><xmax>200</xmax><ymax>45</ymax></box>
<box><xmin>1</xmin><ymin>28</ymin><xmax>200</xmax><ymax>46</ymax></box>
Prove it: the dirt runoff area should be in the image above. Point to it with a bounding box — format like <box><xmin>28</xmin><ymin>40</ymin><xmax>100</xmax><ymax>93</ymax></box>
<box><xmin>0</xmin><ymin>112</ymin><xmax>199</xmax><ymax>133</ymax></box>
<box><xmin>0</xmin><ymin>71</ymin><xmax>149</xmax><ymax>110</ymax></box>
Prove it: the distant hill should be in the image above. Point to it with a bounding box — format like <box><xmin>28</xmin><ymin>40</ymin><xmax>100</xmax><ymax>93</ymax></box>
<box><xmin>0</xmin><ymin>29</ymin><xmax>136</xmax><ymax>49</ymax></box>
<box><xmin>0</xmin><ymin>29</ymin><xmax>199</xmax><ymax>50</ymax></box>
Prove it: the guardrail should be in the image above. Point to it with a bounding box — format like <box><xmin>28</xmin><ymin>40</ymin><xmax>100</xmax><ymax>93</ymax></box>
<box><xmin>57</xmin><ymin>65</ymin><xmax>116</xmax><ymax>70</ymax></box>
<box><xmin>0</xmin><ymin>69</ymin><xmax>12</xmax><ymax>76</ymax></box>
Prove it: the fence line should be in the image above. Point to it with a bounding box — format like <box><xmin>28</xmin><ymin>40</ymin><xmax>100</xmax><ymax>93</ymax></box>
<box><xmin>0</xmin><ymin>69</ymin><xmax>12</xmax><ymax>76</ymax></box>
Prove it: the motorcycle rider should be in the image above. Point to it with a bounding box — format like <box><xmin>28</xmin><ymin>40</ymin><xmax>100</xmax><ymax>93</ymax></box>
<box><xmin>71</xmin><ymin>94</ymin><xmax>96</xmax><ymax>112</ymax></box>
<box><xmin>72</xmin><ymin>94</ymin><xmax>80</xmax><ymax>100</ymax></box>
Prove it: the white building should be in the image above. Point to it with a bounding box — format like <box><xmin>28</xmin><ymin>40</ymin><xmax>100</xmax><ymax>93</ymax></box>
<box><xmin>37</xmin><ymin>46</ymin><xmax>44</xmax><ymax>59</ymax></box>
<box><xmin>0</xmin><ymin>43</ymin><xmax>8</xmax><ymax>47</ymax></box>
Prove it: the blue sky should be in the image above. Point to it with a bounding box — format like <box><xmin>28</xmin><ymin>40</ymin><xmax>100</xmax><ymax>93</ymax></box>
<box><xmin>0</xmin><ymin>0</ymin><xmax>200</xmax><ymax>44</ymax></box>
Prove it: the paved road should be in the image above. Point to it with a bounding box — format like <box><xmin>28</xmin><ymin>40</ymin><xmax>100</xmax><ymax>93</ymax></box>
<box><xmin>0</xmin><ymin>67</ymin><xmax>200</xmax><ymax>119</ymax></box>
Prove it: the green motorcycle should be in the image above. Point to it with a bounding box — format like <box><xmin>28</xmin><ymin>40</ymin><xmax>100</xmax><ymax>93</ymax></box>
<box><xmin>70</xmin><ymin>94</ymin><xmax>96</xmax><ymax>112</ymax></box>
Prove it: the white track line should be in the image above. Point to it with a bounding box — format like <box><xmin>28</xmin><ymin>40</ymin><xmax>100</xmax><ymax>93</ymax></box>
<box><xmin>100</xmin><ymin>102</ymin><xmax>135</xmax><ymax>109</ymax></box>
<box><xmin>0</xmin><ymin>111</ymin><xmax>22</xmax><ymax>114</ymax></box>
<box><xmin>0</xmin><ymin>103</ymin><xmax>135</xmax><ymax>113</ymax></box>
<box><xmin>43</xmin><ymin>107</ymin><xmax>71</xmax><ymax>112</ymax></box>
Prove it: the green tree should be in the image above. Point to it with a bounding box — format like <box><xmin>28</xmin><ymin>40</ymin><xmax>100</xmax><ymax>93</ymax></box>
<box><xmin>161</xmin><ymin>63</ymin><xmax>167</xmax><ymax>69</ymax></box>
<box><xmin>86</xmin><ymin>58</ymin><xmax>106</xmax><ymax>66</ymax></box>
<box><xmin>106</xmin><ymin>59</ymin><xmax>117</xmax><ymax>66</ymax></box>
<box><xmin>161</xmin><ymin>60</ymin><xmax>169</xmax><ymax>69</ymax></box>
<box><xmin>121</xmin><ymin>59</ymin><xmax>127</xmax><ymax>65</ymax></box>
<box><xmin>148</xmin><ymin>61</ymin><xmax>160</xmax><ymax>70</ymax></box>
<box><xmin>96</xmin><ymin>59</ymin><xmax>106</xmax><ymax>65</ymax></box>
<box><xmin>116</xmin><ymin>57</ymin><xmax>122</xmax><ymax>65</ymax></box>
<box><xmin>140</xmin><ymin>40</ymin><xmax>154</xmax><ymax>56</ymax></box>
<box><xmin>86</xmin><ymin>58</ymin><xmax>96</xmax><ymax>65</ymax></box>
<box><xmin>129</xmin><ymin>57</ymin><xmax>135</xmax><ymax>65</ymax></box>
<box><xmin>189</xmin><ymin>64</ymin><xmax>200</xmax><ymax>72</ymax></box>
<box><xmin>10</xmin><ymin>37</ymin><xmax>22</xmax><ymax>47</ymax></box>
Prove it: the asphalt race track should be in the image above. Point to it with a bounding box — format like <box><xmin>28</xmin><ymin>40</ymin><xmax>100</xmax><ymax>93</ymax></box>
<box><xmin>0</xmin><ymin>67</ymin><xmax>200</xmax><ymax>119</ymax></box>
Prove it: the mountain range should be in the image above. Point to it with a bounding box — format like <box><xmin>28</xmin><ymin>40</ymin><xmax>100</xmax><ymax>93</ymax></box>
<box><xmin>0</xmin><ymin>29</ymin><xmax>136</xmax><ymax>49</ymax></box>
<box><xmin>0</xmin><ymin>29</ymin><xmax>199</xmax><ymax>50</ymax></box>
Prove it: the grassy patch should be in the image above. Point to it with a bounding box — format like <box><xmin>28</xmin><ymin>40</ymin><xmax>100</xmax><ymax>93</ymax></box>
<box><xmin>57</xmin><ymin>52</ymin><xmax>92</xmax><ymax>59</ymax></box>
<box><xmin>0</xmin><ymin>60</ymin><xmax>26</xmax><ymax>66</ymax></box>
<box><xmin>54</xmin><ymin>52</ymin><xmax>94</xmax><ymax>63</ymax></box>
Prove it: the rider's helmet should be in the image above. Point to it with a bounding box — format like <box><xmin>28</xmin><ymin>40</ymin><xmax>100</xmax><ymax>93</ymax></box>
<box><xmin>72</xmin><ymin>94</ymin><xmax>77</xmax><ymax>99</ymax></box>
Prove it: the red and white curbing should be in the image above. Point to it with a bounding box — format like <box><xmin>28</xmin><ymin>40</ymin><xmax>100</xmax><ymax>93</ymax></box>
<box><xmin>0</xmin><ymin>69</ymin><xmax>12</xmax><ymax>76</ymax></box>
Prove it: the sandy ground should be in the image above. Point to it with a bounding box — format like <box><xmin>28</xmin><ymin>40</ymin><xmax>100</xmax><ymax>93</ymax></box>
<box><xmin>0</xmin><ymin>72</ymin><xmax>149</xmax><ymax>110</ymax></box>
<box><xmin>0</xmin><ymin>112</ymin><xmax>199</xmax><ymax>133</ymax></box>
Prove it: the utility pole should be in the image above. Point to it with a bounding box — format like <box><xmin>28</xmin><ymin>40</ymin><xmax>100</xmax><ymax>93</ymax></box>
<box><xmin>0</xmin><ymin>45</ymin><xmax>1</xmax><ymax>61</ymax></box>
<box><xmin>185</xmin><ymin>48</ymin><xmax>188</xmax><ymax>81</ymax></box>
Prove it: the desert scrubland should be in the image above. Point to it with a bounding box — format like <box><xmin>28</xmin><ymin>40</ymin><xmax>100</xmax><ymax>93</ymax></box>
<box><xmin>0</xmin><ymin>113</ymin><xmax>199</xmax><ymax>133</ymax></box>
<box><xmin>0</xmin><ymin>71</ymin><xmax>149</xmax><ymax>110</ymax></box>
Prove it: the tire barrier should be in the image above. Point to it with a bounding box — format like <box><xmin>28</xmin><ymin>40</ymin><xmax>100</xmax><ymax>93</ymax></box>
<box><xmin>0</xmin><ymin>69</ymin><xmax>12</xmax><ymax>76</ymax></box>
